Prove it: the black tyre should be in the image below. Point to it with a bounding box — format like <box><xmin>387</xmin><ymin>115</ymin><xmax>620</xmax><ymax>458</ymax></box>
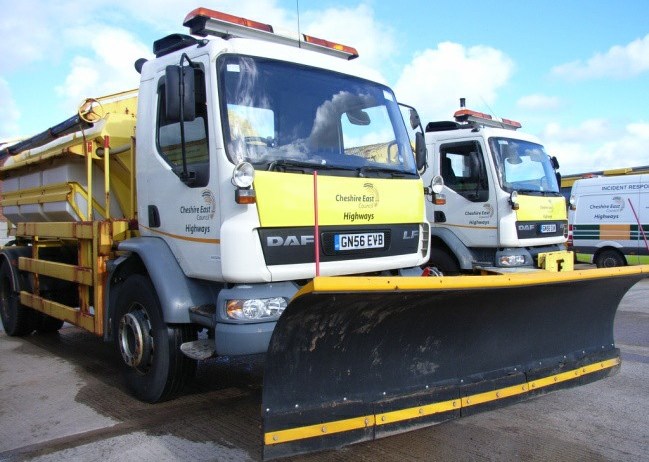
<box><xmin>595</xmin><ymin>249</ymin><xmax>626</xmax><ymax>268</ymax></box>
<box><xmin>0</xmin><ymin>259</ymin><xmax>36</xmax><ymax>336</ymax></box>
<box><xmin>427</xmin><ymin>248</ymin><xmax>461</xmax><ymax>275</ymax></box>
<box><xmin>36</xmin><ymin>313</ymin><xmax>65</xmax><ymax>334</ymax></box>
<box><xmin>114</xmin><ymin>274</ymin><xmax>196</xmax><ymax>403</ymax></box>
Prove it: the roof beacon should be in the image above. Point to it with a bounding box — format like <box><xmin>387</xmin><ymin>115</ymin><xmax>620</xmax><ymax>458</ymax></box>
<box><xmin>453</xmin><ymin>98</ymin><xmax>522</xmax><ymax>130</ymax></box>
<box><xmin>183</xmin><ymin>7</ymin><xmax>359</xmax><ymax>60</ymax></box>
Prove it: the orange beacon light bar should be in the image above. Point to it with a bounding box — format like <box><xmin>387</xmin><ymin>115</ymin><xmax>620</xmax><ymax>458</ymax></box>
<box><xmin>183</xmin><ymin>8</ymin><xmax>359</xmax><ymax>60</ymax></box>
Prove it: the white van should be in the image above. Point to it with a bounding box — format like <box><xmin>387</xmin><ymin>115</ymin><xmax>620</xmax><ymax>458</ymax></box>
<box><xmin>568</xmin><ymin>174</ymin><xmax>649</xmax><ymax>267</ymax></box>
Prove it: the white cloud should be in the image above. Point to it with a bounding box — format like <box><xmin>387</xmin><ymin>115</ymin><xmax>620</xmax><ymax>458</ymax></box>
<box><xmin>55</xmin><ymin>57</ymin><xmax>101</xmax><ymax>104</ymax></box>
<box><xmin>626</xmin><ymin>122</ymin><xmax>649</xmax><ymax>138</ymax></box>
<box><xmin>45</xmin><ymin>1</ymin><xmax>306</xmax><ymax>114</ymax></box>
<box><xmin>544</xmin><ymin>141</ymin><xmax>590</xmax><ymax>174</ymax></box>
<box><xmin>517</xmin><ymin>94</ymin><xmax>560</xmax><ymax>111</ymax></box>
<box><xmin>300</xmin><ymin>4</ymin><xmax>396</xmax><ymax>72</ymax></box>
<box><xmin>543</xmin><ymin>121</ymin><xmax>649</xmax><ymax>174</ymax></box>
<box><xmin>32</xmin><ymin>1</ymin><xmax>389</xmax><ymax>114</ymax></box>
<box><xmin>393</xmin><ymin>42</ymin><xmax>515</xmax><ymax>123</ymax></box>
<box><xmin>211</xmin><ymin>0</ymin><xmax>294</xmax><ymax>31</ymax></box>
<box><xmin>124</xmin><ymin>0</ymin><xmax>294</xmax><ymax>31</ymax></box>
<box><xmin>103</xmin><ymin>1</ymin><xmax>385</xmax><ymax>69</ymax></box>
<box><xmin>552</xmin><ymin>34</ymin><xmax>649</xmax><ymax>80</ymax></box>
<box><xmin>0</xmin><ymin>1</ymin><xmax>290</xmax><ymax>74</ymax></box>
<box><xmin>0</xmin><ymin>3</ymin><xmax>53</xmax><ymax>71</ymax></box>
<box><xmin>0</xmin><ymin>0</ymin><xmax>116</xmax><ymax>71</ymax></box>
<box><xmin>593</xmin><ymin>126</ymin><xmax>649</xmax><ymax>169</ymax></box>
<box><xmin>117</xmin><ymin>0</ymin><xmax>294</xmax><ymax>34</ymax></box>
<box><xmin>0</xmin><ymin>78</ymin><xmax>21</xmax><ymax>139</ymax></box>
<box><xmin>54</xmin><ymin>26</ymin><xmax>151</xmax><ymax>113</ymax></box>
<box><xmin>543</xmin><ymin>119</ymin><xmax>611</xmax><ymax>143</ymax></box>
<box><xmin>115</xmin><ymin>0</ymin><xmax>389</xmax><ymax>68</ymax></box>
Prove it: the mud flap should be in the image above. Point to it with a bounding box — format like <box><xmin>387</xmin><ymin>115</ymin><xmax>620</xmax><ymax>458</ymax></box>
<box><xmin>262</xmin><ymin>266</ymin><xmax>648</xmax><ymax>460</ymax></box>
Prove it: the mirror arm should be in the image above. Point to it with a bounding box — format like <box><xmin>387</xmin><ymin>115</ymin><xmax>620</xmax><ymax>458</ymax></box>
<box><xmin>178</xmin><ymin>57</ymin><xmax>188</xmax><ymax>181</ymax></box>
<box><xmin>177</xmin><ymin>53</ymin><xmax>196</xmax><ymax>184</ymax></box>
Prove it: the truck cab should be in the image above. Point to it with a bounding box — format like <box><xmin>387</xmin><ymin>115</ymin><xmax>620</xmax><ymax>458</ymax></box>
<box><xmin>129</xmin><ymin>9</ymin><xmax>430</xmax><ymax>357</ymax></box>
<box><xmin>420</xmin><ymin>102</ymin><xmax>568</xmax><ymax>273</ymax></box>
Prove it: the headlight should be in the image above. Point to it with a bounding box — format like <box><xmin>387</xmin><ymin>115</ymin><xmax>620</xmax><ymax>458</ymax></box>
<box><xmin>499</xmin><ymin>254</ymin><xmax>526</xmax><ymax>267</ymax></box>
<box><xmin>232</xmin><ymin>162</ymin><xmax>255</xmax><ymax>188</ymax></box>
<box><xmin>430</xmin><ymin>175</ymin><xmax>444</xmax><ymax>194</ymax></box>
<box><xmin>226</xmin><ymin>297</ymin><xmax>288</xmax><ymax>320</ymax></box>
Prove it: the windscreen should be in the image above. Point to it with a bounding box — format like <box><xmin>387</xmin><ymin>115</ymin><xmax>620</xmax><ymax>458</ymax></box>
<box><xmin>489</xmin><ymin>137</ymin><xmax>560</xmax><ymax>194</ymax></box>
<box><xmin>218</xmin><ymin>55</ymin><xmax>417</xmax><ymax>176</ymax></box>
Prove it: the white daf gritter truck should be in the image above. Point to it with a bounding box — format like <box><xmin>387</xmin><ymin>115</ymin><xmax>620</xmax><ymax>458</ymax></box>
<box><xmin>1</xmin><ymin>8</ymin><xmax>647</xmax><ymax>461</ymax></box>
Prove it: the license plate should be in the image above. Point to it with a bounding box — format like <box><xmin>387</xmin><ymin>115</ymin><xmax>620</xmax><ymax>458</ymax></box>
<box><xmin>334</xmin><ymin>232</ymin><xmax>385</xmax><ymax>251</ymax></box>
<box><xmin>540</xmin><ymin>224</ymin><xmax>557</xmax><ymax>233</ymax></box>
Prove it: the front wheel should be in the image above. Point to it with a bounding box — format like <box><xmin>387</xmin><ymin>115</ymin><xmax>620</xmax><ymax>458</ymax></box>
<box><xmin>114</xmin><ymin>274</ymin><xmax>196</xmax><ymax>403</ymax></box>
<box><xmin>427</xmin><ymin>248</ymin><xmax>460</xmax><ymax>276</ymax></box>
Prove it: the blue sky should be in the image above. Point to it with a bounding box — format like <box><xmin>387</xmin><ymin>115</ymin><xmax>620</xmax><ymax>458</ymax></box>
<box><xmin>1</xmin><ymin>0</ymin><xmax>648</xmax><ymax>174</ymax></box>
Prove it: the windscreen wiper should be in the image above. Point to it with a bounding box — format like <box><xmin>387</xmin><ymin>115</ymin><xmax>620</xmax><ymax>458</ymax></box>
<box><xmin>357</xmin><ymin>165</ymin><xmax>415</xmax><ymax>178</ymax></box>
<box><xmin>514</xmin><ymin>188</ymin><xmax>561</xmax><ymax>196</ymax></box>
<box><xmin>266</xmin><ymin>159</ymin><xmax>340</xmax><ymax>173</ymax></box>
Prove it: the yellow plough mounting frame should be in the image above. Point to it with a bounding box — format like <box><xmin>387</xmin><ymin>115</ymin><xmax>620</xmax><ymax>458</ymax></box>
<box><xmin>262</xmin><ymin>265</ymin><xmax>649</xmax><ymax>460</ymax></box>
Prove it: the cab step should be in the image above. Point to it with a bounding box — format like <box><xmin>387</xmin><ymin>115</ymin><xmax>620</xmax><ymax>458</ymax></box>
<box><xmin>180</xmin><ymin>339</ymin><xmax>216</xmax><ymax>360</ymax></box>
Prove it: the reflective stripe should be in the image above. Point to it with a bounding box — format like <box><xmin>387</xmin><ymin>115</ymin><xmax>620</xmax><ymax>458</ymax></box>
<box><xmin>140</xmin><ymin>224</ymin><xmax>220</xmax><ymax>244</ymax></box>
<box><xmin>264</xmin><ymin>357</ymin><xmax>620</xmax><ymax>446</ymax></box>
<box><xmin>264</xmin><ymin>415</ymin><xmax>375</xmax><ymax>445</ymax></box>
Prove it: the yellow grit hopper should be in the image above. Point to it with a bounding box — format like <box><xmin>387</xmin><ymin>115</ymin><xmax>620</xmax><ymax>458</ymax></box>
<box><xmin>0</xmin><ymin>90</ymin><xmax>138</xmax><ymax>224</ymax></box>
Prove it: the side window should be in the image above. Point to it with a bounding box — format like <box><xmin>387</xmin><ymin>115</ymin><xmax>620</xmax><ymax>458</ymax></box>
<box><xmin>440</xmin><ymin>142</ymin><xmax>488</xmax><ymax>202</ymax></box>
<box><xmin>156</xmin><ymin>68</ymin><xmax>209</xmax><ymax>187</ymax></box>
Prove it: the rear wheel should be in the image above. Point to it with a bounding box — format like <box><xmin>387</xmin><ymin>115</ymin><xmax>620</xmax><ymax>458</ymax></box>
<box><xmin>595</xmin><ymin>249</ymin><xmax>626</xmax><ymax>268</ymax></box>
<box><xmin>0</xmin><ymin>259</ymin><xmax>36</xmax><ymax>336</ymax></box>
<box><xmin>36</xmin><ymin>314</ymin><xmax>65</xmax><ymax>334</ymax></box>
<box><xmin>115</xmin><ymin>275</ymin><xmax>196</xmax><ymax>403</ymax></box>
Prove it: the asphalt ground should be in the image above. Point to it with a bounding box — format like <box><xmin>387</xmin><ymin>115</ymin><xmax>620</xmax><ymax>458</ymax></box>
<box><xmin>0</xmin><ymin>276</ymin><xmax>648</xmax><ymax>462</ymax></box>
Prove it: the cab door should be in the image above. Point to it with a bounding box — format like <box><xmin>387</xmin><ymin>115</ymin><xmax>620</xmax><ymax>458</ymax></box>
<box><xmin>137</xmin><ymin>54</ymin><xmax>222</xmax><ymax>280</ymax></box>
<box><xmin>432</xmin><ymin>140</ymin><xmax>497</xmax><ymax>248</ymax></box>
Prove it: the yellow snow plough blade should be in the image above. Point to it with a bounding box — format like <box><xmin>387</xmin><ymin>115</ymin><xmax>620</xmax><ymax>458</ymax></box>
<box><xmin>262</xmin><ymin>266</ymin><xmax>648</xmax><ymax>460</ymax></box>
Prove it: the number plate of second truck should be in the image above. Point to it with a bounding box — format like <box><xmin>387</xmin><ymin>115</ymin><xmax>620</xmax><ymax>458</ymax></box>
<box><xmin>334</xmin><ymin>232</ymin><xmax>384</xmax><ymax>251</ymax></box>
<box><xmin>540</xmin><ymin>224</ymin><xmax>557</xmax><ymax>233</ymax></box>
